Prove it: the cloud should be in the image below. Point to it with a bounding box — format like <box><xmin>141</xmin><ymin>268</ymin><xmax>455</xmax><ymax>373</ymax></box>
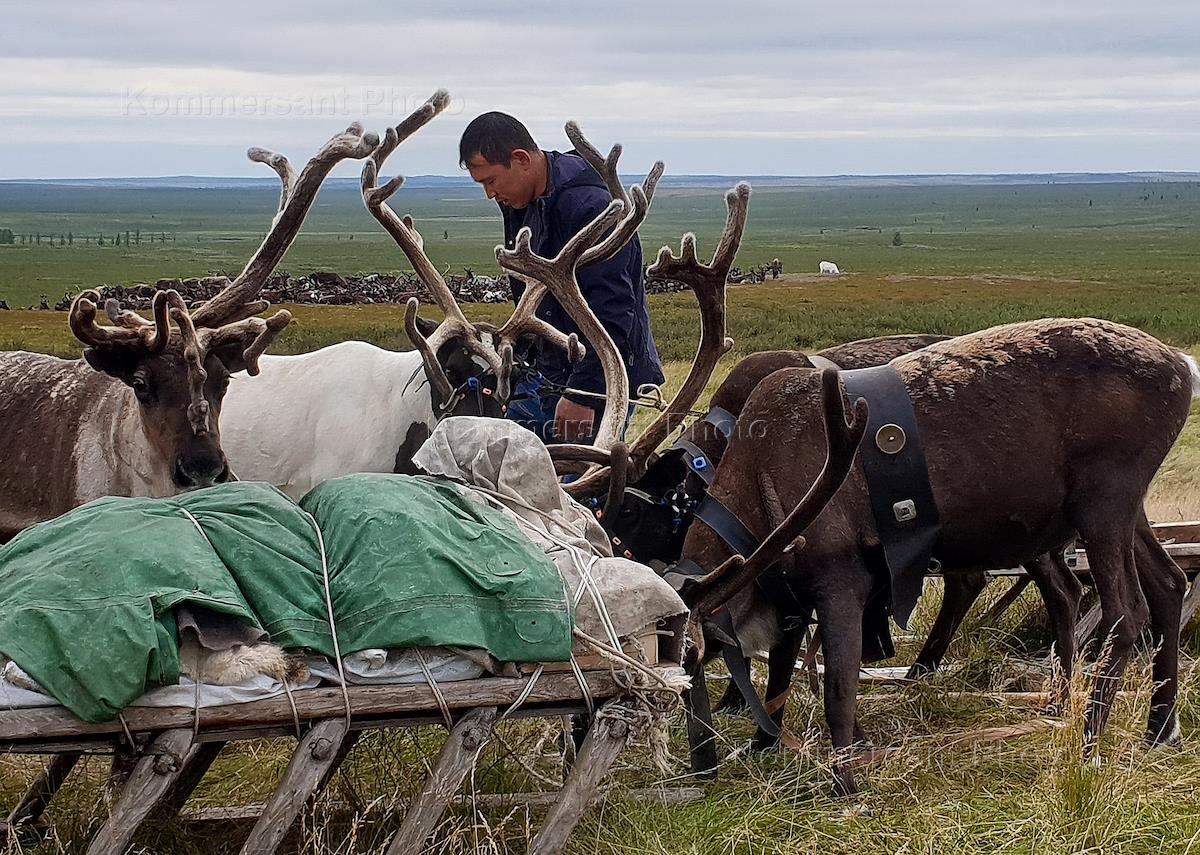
<box><xmin>1</xmin><ymin>1</ymin><xmax>1198</xmax><ymax>176</ymax></box>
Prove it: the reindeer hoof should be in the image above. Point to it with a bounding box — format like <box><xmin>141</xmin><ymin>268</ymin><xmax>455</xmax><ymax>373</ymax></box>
<box><xmin>1145</xmin><ymin>714</ymin><xmax>1182</xmax><ymax>748</ymax></box>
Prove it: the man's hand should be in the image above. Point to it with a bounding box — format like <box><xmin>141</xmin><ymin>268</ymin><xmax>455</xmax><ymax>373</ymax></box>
<box><xmin>554</xmin><ymin>398</ymin><xmax>595</xmax><ymax>442</ymax></box>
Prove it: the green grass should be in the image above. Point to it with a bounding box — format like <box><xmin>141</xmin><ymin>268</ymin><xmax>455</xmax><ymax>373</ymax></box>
<box><xmin>4</xmin><ymin>180</ymin><xmax>1200</xmax><ymax>309</ymax></box>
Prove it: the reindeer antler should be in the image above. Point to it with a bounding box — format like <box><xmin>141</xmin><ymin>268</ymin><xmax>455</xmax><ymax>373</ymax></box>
<box><xmin>561</xmin><ymin>183</ymin><xmax>748</xmax><ymax>499</ymax></box>
<box><xmin>192</xmin><ymin>123</ymin><xmax>379</xmax><ymax>329</ymax></box>
<box><xmin>360</xmin><ymin>90</ymin><xmax>507</xmax><ymax>401</ymax></box>
<box><xmin>684</xmin><ymin>369</ymin><xmax>868</xmax><ymax>615</ymax></box>
<box><xmin>494</xmin><ymin>123</ymin><xmax>663</xmax><ymax>367</ymax></box>
<box><xmin>498</xmin><ymin>201</ymin><xmax>632</xmax><ymax>450</ymax></box>
<box><xmin>70</xmin><ymin>289</ymin><xmax>171</xmax><ymax>353</ymax></box>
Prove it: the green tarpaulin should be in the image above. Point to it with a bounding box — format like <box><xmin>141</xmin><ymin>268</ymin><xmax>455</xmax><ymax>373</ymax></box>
<box><xmin>0</xmin><ymin>475</ymin><xmax>571</xmax><ymax>722</ymax></box>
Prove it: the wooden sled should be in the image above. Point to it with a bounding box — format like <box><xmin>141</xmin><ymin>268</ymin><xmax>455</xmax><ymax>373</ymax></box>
<box><xmin>1</xmin><ymin>665</ymin><xmax>684</xmax><ymax>855</ymax></box>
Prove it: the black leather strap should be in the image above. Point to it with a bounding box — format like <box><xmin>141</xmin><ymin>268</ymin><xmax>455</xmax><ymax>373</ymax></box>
<box><xmin>704</xmin><ymin>406</ymin><xmax>737</xmax><ymax>438</ymax></box>
<box><xmin>840</xmin><ymin>364</ymin><xmax>941</xmax><ymax>628</ymax></box>
<box><xmin>672</xmin><ymin>438</ymin><xmax>718</xmax><ymax>485</ymax></box>
<box><xmin>693</xmin><ymin>494</ymin><xmax>760</xmax><ymax>558</ymax></box>
<box><xmin>709</xmin><ymin>610</ymin><xmax>780</xmax><ymax>737</ymax></box>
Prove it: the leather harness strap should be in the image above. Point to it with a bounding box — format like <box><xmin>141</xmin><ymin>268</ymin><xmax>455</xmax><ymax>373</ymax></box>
<box><xmin>839</xmin><ymin>364</ymin><xmax>941</xmax><ymax>629</ymax></box>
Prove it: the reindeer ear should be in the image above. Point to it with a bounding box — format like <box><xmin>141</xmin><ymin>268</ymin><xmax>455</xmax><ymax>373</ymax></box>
<box><xmin>409</xmin><ymin>313</ymin><xmax>439</xmax><ymax>341</ymax></box>
<box><xmin>82</xmin><ymin>346</ymin><xmax>138</xmax><ymax>382</ymax></box>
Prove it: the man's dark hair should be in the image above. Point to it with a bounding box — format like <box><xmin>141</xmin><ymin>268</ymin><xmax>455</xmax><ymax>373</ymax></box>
<box><xmin>459</xmin><ymin>112</ymin><xmax>539</xmax><ymax>168</ymax></box>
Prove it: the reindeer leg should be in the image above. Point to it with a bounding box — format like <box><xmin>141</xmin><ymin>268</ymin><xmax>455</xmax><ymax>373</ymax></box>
<box><xmin>908</xmin><ymin>572</ymin><xmax>988</xmax><ymax>678</ymax></box>
<box><xmin>684</xmin><ymin>666</ymin><xmax>719</xmax><ymax>778</ymax></box>
<box><xmin>1071</xmin><ymin>516</ymin><xmax>1144</xmax><ymax>756</ymax></box>
<box><xmin>1025</xmin><ymin>550</ymin><xmax>1083</xmax><ymax>715</ymax></box>
<box><xmin>1132</xmin><ymin>513</ymin><xmax>1185</xmax><ymax>745</ymax></box>
<box><xmin>815</xmin><ymin>572</ymin><xmax>871</xmax><ymax>796</ymax></box>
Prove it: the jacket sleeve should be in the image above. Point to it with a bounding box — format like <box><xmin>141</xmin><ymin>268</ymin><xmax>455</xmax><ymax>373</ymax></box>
<box><xmin>556</xmin><ymin>188</ymin><xmax>640</xmax><ymax>409</ymax></box>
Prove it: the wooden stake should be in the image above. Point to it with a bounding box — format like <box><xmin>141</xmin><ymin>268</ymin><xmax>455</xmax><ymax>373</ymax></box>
<box><xmin>385</xmin><ymin>706</ymin><xmax>498</xmax><ymax>855</ymax></box>
<box><xmin>85</xmin><ymin>728</ymin><xmax>196</xmax><ymax>855</ymax></box>
<box><xmin>528</xmin><ymin>702</ymin><xmax>633</xmax><ymax>855</ymax></box>
<box><xmin>1</xmin><ymin>752</ymin><xmax>80</xmax><ymax>841</ymax></box>
<box><xmin>238</xmin><ymin>718</ymin><xmax>349</xmax><ymax>855</ymax></box>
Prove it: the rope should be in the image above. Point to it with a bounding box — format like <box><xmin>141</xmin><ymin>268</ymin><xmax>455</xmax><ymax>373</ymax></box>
<box><xmin>568</xmin><ymin>655</ymin><xmax>595</xmax><ymax>717</ymax></box>
<box><xmin>571</xmin><ymin>627</ymin><xmax>685</xmax><ymax>693</ymax></box>
<box><xmin>499</xmin><ymin>665</ymin><xmax>544</xmax><ymax>721</ymax></box>
<box><xmin>280</xmin><ymin>676</ymin><xmax>302</xmax><ymax>740</ymax></box>
<box><xmin>414</xmin><ymin>648</ymin><xmax>454</xmax><ymax>730</ymax></box>
<box><xmin>116</xmin><ymin>712</ymin><xmax>135</xmax><ymax>749</ymax></box>
<box><xmin>300</xmin><ymin>510</ymin><xmax>353</xmax><ymax>729</ymax></box>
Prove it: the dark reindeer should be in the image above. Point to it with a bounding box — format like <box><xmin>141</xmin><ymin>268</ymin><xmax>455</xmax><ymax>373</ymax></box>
<box><xmin>0</xmin><ymin>125</ymin><xmax>378</xmax><ymax>541</ymax></box>
<box><xmin>677</xmin><ymin>319</ymin><xmax>1197</xmax><ymax>794</ymax></box>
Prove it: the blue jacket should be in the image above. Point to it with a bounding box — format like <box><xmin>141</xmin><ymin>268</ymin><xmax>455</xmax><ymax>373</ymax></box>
<box><xmin>501</xmin><ymin>150</ymin><xmax>665</xmax><ymax>408</ymax></box>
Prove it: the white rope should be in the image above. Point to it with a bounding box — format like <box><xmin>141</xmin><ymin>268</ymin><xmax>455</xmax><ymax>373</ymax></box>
<box><xmin>280</xmin><ymin>676</ymin><xmax>302</xmax><ymax>740</ymax></box>
<box><xmin>116</xmin><ymin>712</ymin><xmax>135</xmax><ymax>749</ymax></box>
<box><xmin>414</xmin><ymin>648</ymin><xmax>454</xmax><ymax>730</ymax></box>
<box><xmin>300</xmin><ymin>510</ymin><xmax>353</xmax><ymax>729</ymax></box>
<box><xmin>500</xmin><ymin>665</ymin><xmax>544</xmax><ymax>721</ymax></box>
<box><xmin>572</xmin><ymin>627</ymin><xmax>684</xmax><ymax>693</ymax></box>
<box><xmin>568</xmin><ymin>655</ymin><xmax>595</xmax><ymax>717</ymax></box>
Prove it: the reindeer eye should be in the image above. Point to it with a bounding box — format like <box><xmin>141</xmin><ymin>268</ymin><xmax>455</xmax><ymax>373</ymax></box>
<box><xmin>130</xmin><ymin>375</ymin><xmax>152</xmax><ymax>402</ymax></box>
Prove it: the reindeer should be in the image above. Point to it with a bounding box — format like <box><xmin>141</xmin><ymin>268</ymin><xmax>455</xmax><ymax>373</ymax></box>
<box><xmin>675</xmin><ymin>319</ymin><xmax>1199</xmax><ymax>794</ymax></box>
<box><xmin>0</xmin><ymin>125</ymin><xmax>377</xmax><ymax>541</ymax></box>
<box><xmin>603</xmin><ymin>337</ymin><xmax>1090</xmax><ymax>746</ymax></box>
<box><xmin>219</xmin><ymin>91</ymin><xmax>665</xmax><ymax>497</ymax></box>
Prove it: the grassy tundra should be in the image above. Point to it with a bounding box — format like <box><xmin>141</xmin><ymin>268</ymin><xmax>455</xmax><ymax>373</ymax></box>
<box><xmin>3</xmin><ymin>180</ymin><xmax>1200</xmax><ymax>852</ymax></box>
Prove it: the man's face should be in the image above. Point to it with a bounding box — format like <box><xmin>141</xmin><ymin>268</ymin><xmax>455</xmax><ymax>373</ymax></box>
<box><xmin>466</xmin><ymin>150</ymin><xmax>538</xmax><ymax>209</ymax></box>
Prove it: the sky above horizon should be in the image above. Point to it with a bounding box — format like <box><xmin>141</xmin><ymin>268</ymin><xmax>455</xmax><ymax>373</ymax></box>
<box><xmin>2</xmin><ymin>1</ymin><xmax>1199</xmax><ymax>179</ymax></box>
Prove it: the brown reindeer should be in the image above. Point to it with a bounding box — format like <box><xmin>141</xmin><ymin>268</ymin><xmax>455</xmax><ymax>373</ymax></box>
<box><xmin>678</xmin><ymin>319</ymin><xmax>1197</xmax><ymax>794</ymax></box>
<box><xmin>0</xmin><ymin>125</ymin><xmax>378</xmax><ymax>541</ymax></box>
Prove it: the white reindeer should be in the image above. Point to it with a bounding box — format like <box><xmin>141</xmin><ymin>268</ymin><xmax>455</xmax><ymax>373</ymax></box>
<box><xmin>220</xmin><ymin>93</ymin><xmax>663</xmax><ymax>499</ymax></box>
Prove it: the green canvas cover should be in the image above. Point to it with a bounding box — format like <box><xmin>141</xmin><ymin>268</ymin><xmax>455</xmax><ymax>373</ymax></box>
<box><xmin>0</xmin><ymin>475</ymin><xmax>571</xmax><ymax>722</ymax></box>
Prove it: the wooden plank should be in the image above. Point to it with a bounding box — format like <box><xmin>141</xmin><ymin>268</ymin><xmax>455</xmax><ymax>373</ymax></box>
<box><xmin>1</xmin><ymin>752</ymin><xmax>80</xmax><ymax>841</ymax></box>
<box><xmin>1074</xmin><ymin>601</ymin><xmax>1104</xmax><ymax>650</ymax></box>
<box><xmin>237</xmin><ymin>719</ymin><xmax>350</xmax><ymax>855</ymax></box>
<box><xmin>527</xmin><ymin>703</ymin><xmax>633</xmax><ymax>855</ymax></box>
<box><xmin>1182</xmin><ymin>576</ymin><xmax>1200</xmax><ymax>626</ymax></box>
<box><xmin>385</xmin><ymin>706</ymin><xmax>498</xmax><ymax>855</ymax></box>
<box><xmin>0</xmin><ymin>668</ymin><xmax>683</xmax><ymax>745</ymax></box>
<box><xmin>84</xmin><ymin>728</ymin><xmax>196</xmax><ymax>855</ymax></box>
<box><xmin>182</xmin><ymin>788</ymin><xmax>707</xmax><ymax>824</ymax></box>
<box><xmin>1151</xmin><ymin>520</ymin><xmax>1200</xmax><ymax>543</ymax></box>
<box><xmin>158</xmin><ymin>741</ymin><xmax>226</xmax><ymax>816</ymax></box>
<box><xmin>981</xmin><ymin>577</ymin><xmax>1032</xmax><ymax>624</ymax></box>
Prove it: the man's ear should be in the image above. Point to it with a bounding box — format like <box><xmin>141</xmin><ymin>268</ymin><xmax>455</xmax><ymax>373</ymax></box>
<box><xmin>510</xmin><ymin>148</ymin><xmax>533</xmax><ymax>167</ymax></box>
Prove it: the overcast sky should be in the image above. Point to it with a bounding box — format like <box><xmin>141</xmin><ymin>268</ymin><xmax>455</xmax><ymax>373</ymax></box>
<box><xmin>2</xmin><ymin>0</ymin><xmax>1199</xmax><ymax>178</ymax></box>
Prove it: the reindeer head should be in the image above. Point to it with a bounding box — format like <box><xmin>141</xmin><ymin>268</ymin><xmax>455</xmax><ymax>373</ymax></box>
<box><xmin>71</xmin><ymin>289</ymin><xmax>290</xmax><ymax>487</ymax></box>
<box><xmin>71</xmin><ymin>123</ymin><xmax>378</xmax><ymax>490</ymax></box>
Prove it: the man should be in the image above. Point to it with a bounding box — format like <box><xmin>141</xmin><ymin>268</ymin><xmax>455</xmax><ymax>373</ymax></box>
<box><xmin>460</xmin><ymin>112</ymin><xmax>664</xmax><ymax>442</ymax></box>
